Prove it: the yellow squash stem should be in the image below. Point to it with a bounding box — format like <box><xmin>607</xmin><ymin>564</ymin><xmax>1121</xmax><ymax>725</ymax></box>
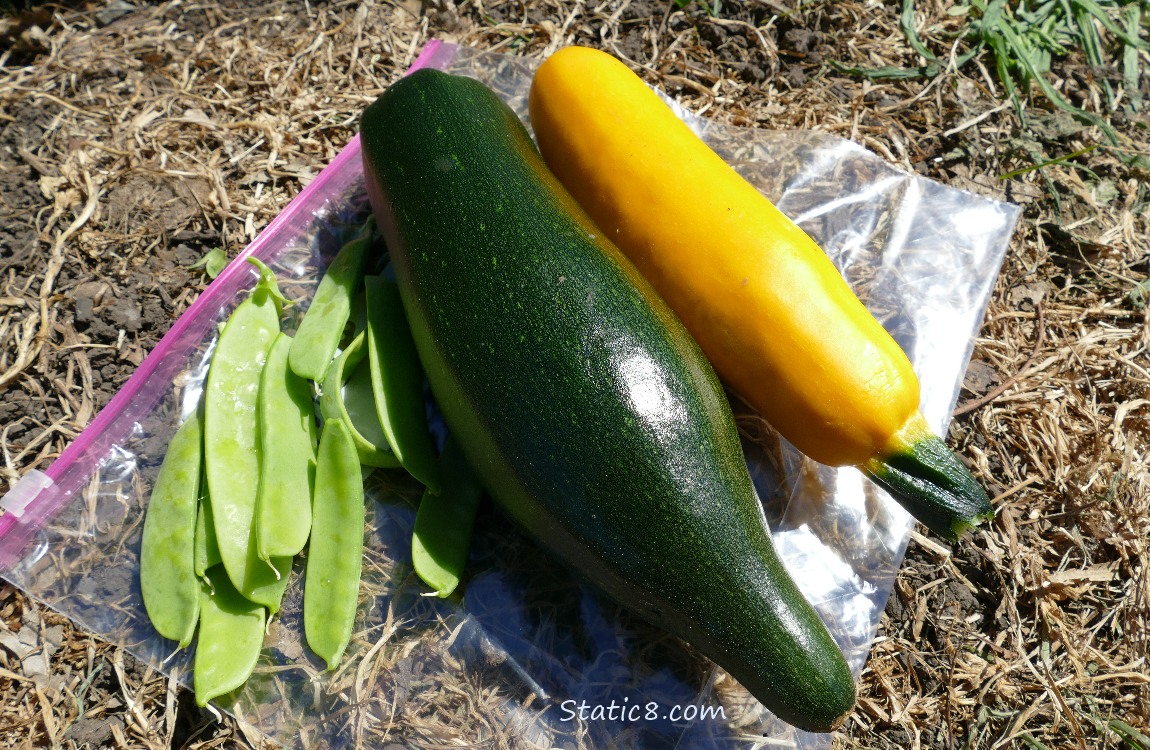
<box><xmin>865</xmin><ymin>412</ymin><xmax>995</xmax><ymax>541</ymax></box>
<box><xmin>529</xmin><ymin>45</ymin><xmax>993</xmax><ymax>540</ymax></box>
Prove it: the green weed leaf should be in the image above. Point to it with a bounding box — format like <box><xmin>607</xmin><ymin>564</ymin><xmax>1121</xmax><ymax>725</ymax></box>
<box><xmin>190</xmin><ymin>247</ymin><xmax>228</xmax><ymax>279</ymax></box>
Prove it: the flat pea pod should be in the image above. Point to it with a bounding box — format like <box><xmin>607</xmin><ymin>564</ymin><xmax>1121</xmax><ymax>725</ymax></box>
<box><xmin>256</xmin><ymin>332</ymin><xmax>317</xmax><ymax>560</ymax></box>
<box><xmin>140</xmin><ymin>408</ymin><xmax>203</xmax><ymax>648</ymax></box>
<box><xmin>364</xmin><ymin>275</ymin><xmax>440</xmax><ymax>492</ymax></box>
<box><xmin>193</xmin><ymin>482</ymin><xmax>221</xmax><ymax>580</ymax></box>
<box><xmin>319</xmin><ymin>330</ymin><xmax>400</xmax><ymax>468</ymax></box>
<box><xmin>204</xmin><ymin>258</ymin><xmax>293</xmax><ymax>610</ymax></box>
<box><xmin>288</xmin><ymin>219</ymin><xmax>373</xmax><ymax>382</ymax></box>
<box><xmin>411</xmin><ymin>435</ymin><xmax>483</xmax><ymax>598</ymax></box>
<box><xmin>304</xmin><ymin>417</ymin><xmax>365</xmax><ymax>670</ymax></box>
<box><xmin>194</xmin><ymin>565</ymin><xmax>266</xmax><ymax>707</ymax></box>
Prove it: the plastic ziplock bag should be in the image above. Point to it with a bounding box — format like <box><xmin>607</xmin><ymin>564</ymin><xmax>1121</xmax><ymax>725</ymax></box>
<box><xmin>0</xmin><ymin>41</ymin><xmax>1018</xmax><ymax>750</ymax></box>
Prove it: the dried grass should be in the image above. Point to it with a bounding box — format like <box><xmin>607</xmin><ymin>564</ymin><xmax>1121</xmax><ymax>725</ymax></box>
<box><xmin>0</xmin><ymin>1</ymin><xmax>1147</xmax><ymax>748</ymax></box>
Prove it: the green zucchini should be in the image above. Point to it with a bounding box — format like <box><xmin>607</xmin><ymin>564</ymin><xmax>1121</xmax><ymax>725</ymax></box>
<box><xmin>360</xmin><ymin>69</ymin><xmax>856</xmax><ymax>732</ymax></box>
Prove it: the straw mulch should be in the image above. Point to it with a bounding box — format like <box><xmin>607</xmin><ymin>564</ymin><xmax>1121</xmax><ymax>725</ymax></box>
<box><xmin>0</xmin><ymin>1</ymin><xmax>1146</xmax><ymax>748</ymax></box>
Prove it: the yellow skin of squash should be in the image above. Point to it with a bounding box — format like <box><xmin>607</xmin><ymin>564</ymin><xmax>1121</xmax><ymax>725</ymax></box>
<box><xmin>528</xmin><ymin>45</ymin><xmax>928</xmax><ymax>469</ymax></box>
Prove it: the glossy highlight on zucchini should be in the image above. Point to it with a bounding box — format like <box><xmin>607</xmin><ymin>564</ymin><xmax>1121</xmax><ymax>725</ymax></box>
<box><xmin>528</xmin><ymin>45</ymin><xmax>993</xmax><ymax>542</ymax></box>
<box><xmin>360</xmin><ymin>67</ymin><xmax>856</xmax><ymax>732</ymax></box>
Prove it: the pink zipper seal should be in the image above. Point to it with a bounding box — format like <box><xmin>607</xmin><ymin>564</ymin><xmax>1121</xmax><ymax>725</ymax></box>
<box><xmin>0</xmin><ymin>471</ymin><xmax>54</xmax><ymax>519</ymax></box>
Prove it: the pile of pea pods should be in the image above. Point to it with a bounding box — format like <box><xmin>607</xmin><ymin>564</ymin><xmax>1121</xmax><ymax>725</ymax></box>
<box><xmin>138</xmin><ymin>220</ymin><xmax>482</xmax><ymax>706</ymax></box>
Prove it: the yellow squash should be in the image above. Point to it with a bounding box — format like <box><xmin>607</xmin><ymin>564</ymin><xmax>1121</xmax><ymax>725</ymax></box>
<box><xmin>528</xmin><ymin>46</ymin><xmax>993</xmax><ymax>540</ymax></box>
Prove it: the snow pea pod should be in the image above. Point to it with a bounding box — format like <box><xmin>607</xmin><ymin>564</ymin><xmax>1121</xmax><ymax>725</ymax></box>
<box><xmin>364</xmin><ymin>275</ymin><xmax>440</xmax><ymax>492</ymax></box>
<box><xmin>140</xmin><ymin>408</ymin><xmax>203</xmax><ymax>648</ymax></box>
<box><xmin>203</xmin><ymin>258</ymin><xmax>293</xmax><ymax>610</ymax></box>
<box><xmin>411</xmin><ymin>435</ymin><xmax>483</xmax><ymax>598</ymax></box>
<box><xmin>288</xmin><ymin>219</ymin><xmax>373</xmax><ymax>382</ymax></box>
<box><xmin>304</xmin><ymin>417</ymin><xmax>364</xmax><ymax>670</ymax></box>
<box><xmin>193</xmin><ymin>489</ymin><xmax>221</xmax><ymax>580</ymax></box>
<box><xmin>319</xmin><ymin>330</ymin><xmax>400</xmax><ymax>468</ymax></box>
<box><xmin>194</xmin><ymin>565</ymin><xmax>266</xmax><ymax>707</ymax></box>
<box><xmin>256</xmin><ymin>332</ymin><xmax>317</xmax><ymax>560</ymax></box>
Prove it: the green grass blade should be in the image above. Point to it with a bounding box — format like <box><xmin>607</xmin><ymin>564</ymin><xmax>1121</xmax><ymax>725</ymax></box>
<box><xmin>1073</xmin><ymin>5</ymin><xmax>1104</xmax><ymax>65</ymax></box>
<box><xmin>998</xmin><ymin>143</ymin><xmax>1099</xmax><ymax>179</ymax></box>
<box><xmin>1071</xmin><ymin>0</ymin><xmax>1149</xmax><ymax>50</ymax></box>
<box><xmin>1055</xmin><ymin>0</ymin><xmax>1075</xmax><ymax>27</ymax></box>
<box><xmin>901</xmin><ymin>0</ymin><xmax>938</xmax><ymax>61</ymax></box>
<box><xmin>955</xmin><ymin>43</ymin><xmax>984</xmax><ymax>69</ymax></box>
<box><xmin>984</xmin><ymin>0</ymin><xmax>1008</xmax><ymax>26</ymax></box>
<box><xmin>1033</xmin><ymin>44</ymin><xmax>1053</xmax><ymax>77</ymax></box>
<box><xmin>1029</xmin><ymin>0</ymin><xmax>1061</xmax><ymax>25</ymax></box>
<box><xmin>1124</xmin><ymin>3</ymin><xmax>1143</xmax><ymax>111</ymax></box>
<box><xmin>1108</xmin><ymin>718</ymin><xmax>1150</xmax><ymax>749</ymax></box>
<box><xmin>1017</xmin><ymin>734</ymin><xmax>1053</xmax><ymax>750</ymax></box>
<box><xmin>985</xmin><ymin>29</ymin><xmax>1023</xmax><ymax>117</ymax></box>
<box><xmin>830</xmin><ymin>60</ymin><xmax>939</xmax><ymax>79</ymax></box>
<box><xmin>995</xmin><ymin>17</ymin><xmax>1120</xmax><ymax>146</ymax></box>
<box><xmin>1033</xmin><ymin>20</ymin><xmax>1071</xmax><ymax>56</ymax></box>
<box><xmin>1073</xmin><ymin>3</ymin><xmax>1117</xmax><ymax>110</ymax></box>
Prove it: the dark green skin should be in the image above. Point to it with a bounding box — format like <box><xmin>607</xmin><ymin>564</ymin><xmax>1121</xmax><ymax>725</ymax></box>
<box><xmin>360</xmin><ymin>68</ymin><xmax>856</xmax><ymax>732</ymax></box>
<box><xmin>866</xmin><ymin>437</ymin><xmax>994</xmax><ymax>542</ymax></box>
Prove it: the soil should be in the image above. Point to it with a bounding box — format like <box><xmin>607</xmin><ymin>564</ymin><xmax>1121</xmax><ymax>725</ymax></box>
<box><xmin>1</xmin><ymin>1</ymin><xmax>1147</xmax><ymax>749</ymax></box>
